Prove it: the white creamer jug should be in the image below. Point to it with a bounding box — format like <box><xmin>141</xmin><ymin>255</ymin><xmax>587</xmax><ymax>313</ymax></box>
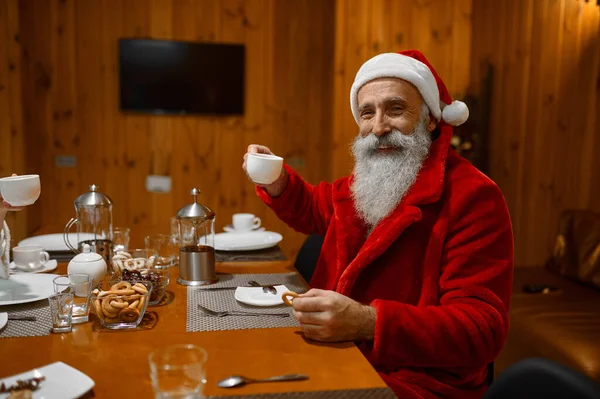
<box><xmin>67</xmin><ymin>243</ymin><xmax>107</xmax><ymax>285</ymax></box>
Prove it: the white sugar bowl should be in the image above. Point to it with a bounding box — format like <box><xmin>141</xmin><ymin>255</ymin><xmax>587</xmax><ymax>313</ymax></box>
<box><xmin>67</xmin><ymin>244</ymin><xmax>107</xmax><ymax>285</ymax></box>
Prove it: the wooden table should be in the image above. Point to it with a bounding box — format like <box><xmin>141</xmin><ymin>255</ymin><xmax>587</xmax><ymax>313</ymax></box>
<box><xmin>0</xmin><ymin>261</ymin><xmax>387</xmax><ymax>397</ymax></box>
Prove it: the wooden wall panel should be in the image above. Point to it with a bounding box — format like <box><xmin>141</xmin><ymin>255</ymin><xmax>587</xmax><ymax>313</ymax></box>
<box><xmin>471</xmin><ymin>0</ymin><xmax>600</xmax><ymax>266</ymax></box>
<box><xmin>332</xmin><ymin>0</ymin><xmax>473</xmax><ymax>178</ymax></box>
<box><xmin>11</xmin><ymin>0</ymin><xmax>598</xmax><ymax>268</ymax></box>
<box><xmin>17</xmin><ymin>0</ymin><xmax>335</xmax><ymax>258</ymax></box>
<box><xmin>0</xmin><ymin>0</ymin><xmax>27</xmax><ymax>242</ymax></box>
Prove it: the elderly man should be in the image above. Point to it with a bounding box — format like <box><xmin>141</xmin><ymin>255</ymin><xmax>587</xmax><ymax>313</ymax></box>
<box><xmin>243</xmin><ymin>50</ymin><xmax>513</xmax><ymax>399</ymax></box>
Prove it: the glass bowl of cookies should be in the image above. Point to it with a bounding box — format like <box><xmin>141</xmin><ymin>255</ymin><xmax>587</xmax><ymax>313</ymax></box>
<box><xmin>90</xmin><ymin>280</ymin><xmax>153</xmax><ymax>329</ymax></box>
<box><xmin>110</xmin><ymin>249</ymin><xmax>157</xmax><ymax>274</ymax></box>
<box><xmin>110</xmin><ymin>268</ymin><xmax>170</xmax><ymax>306</ymax></box>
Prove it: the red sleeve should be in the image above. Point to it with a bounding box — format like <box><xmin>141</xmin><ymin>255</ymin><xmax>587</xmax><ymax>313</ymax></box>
<box><xmin>255</xmin><ymin>164</ymin><xmax>334</xmax><ymax>236</ymax></box>
<box><xmin>369</xmin><ymin>182</ymin><xmax>514</xmax><ymax>369</ymax></box>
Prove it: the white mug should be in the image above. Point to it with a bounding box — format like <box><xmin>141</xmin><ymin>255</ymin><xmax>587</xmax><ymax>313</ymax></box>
<box><xmin>232</xmin><ymin>213</ymin><xmax>261</xmax><ymax>231</ymax></box>
<box><xmin>12</xmin><ymin>245</ymin><xmax>50</xmax><ymax>271</ymax></box>
<box><xmin>0</xmin><ymin>174</ymin><xmax>41</xmax><ymax>207</ymax></box>
<box><xmin>246</xmin><ymin>153</ymin><xmax>284</xmax><ymax>185</ymax></box>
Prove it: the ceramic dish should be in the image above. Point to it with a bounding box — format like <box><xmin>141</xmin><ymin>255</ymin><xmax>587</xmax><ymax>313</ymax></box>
<box><xmin>0</xmin><ymin>274</ymin><xmax>59</xmax><ymax>306</ymax></box>
<box><xmin>234</xmin><ymin>285</ymin><xmax>290</xmax><ymax>307</ymax></box>
<box><xmin>214</xmin><ymin>231</ymin><xmax>282</xmax><ymax>251</ymax></box>
<box><xmin>0</xmin><ymin>361</ymin><xmax>94</xmax><ymax>399</ymax></box>
<box><xmin>9</xmin><ymin>260</ymin><xmax>58</xmax><ymax>274</ymax></box>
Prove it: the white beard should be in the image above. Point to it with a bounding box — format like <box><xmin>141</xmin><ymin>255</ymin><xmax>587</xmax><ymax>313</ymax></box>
<box><xmin>350</xmin><ymin>118</ymin><xmax>432</xmax><ymax>229</ymax></box>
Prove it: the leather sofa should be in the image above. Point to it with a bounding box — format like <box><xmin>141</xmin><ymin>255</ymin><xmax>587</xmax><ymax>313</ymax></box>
<box><xmin>495</xmin><ymin>210</ymin><xmax>600</xmax><ymax>382</ymax></box>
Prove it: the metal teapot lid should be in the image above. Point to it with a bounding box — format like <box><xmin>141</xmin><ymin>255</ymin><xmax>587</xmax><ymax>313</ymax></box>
<box><xmin>74</xmin><ymin>184</ymin><xmax>113</xmax><ymax>207</ymax></box>
<box><xmin>177</xmin><ymin>188</ymin><xmax>215</xmax><ymax>220</ymax></box>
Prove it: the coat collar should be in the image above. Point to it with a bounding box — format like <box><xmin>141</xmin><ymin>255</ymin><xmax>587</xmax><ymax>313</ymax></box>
<box><xmin>332</xmin><ymin>125</ymin><xmax>453</xmax><ymax>295</ymax></box>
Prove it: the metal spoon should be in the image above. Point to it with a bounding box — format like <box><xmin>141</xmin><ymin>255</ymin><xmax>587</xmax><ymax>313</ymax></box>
<box><xmin>217</xmin><ymin>374</ymin><xmax>309</xmax><ymax>388</ymax></box>
<box><xmin>248</xmin><ymin>280</ymin><xmax>277</xmax><ymax>295</ymax></box>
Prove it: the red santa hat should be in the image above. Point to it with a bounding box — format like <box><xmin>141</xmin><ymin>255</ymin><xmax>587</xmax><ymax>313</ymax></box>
<box><xmin>350</xmin><ymin>49</ymin><xmax>469</xmax><ymax>127</ymax></box>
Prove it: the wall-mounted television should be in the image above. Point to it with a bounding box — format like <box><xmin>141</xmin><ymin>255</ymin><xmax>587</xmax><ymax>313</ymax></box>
<box><xmin>119</xmin><ymin>38</ymin><xmax>245</xmax><ymax>116</ymax></box>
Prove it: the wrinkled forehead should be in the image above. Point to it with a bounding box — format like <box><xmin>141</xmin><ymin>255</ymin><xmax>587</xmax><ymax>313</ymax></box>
<box><xmin>356</xmin><ymin>77</ymin><xmax>423</xmax><ymax>106</ymax></box>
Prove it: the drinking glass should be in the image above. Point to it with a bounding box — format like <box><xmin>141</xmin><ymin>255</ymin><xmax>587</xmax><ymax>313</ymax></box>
<box><xmin>145</xmin><ymin>234</ymin><xmax>178</xmax><ymax>268</ymax></box>
<box><xmin>170</xmin><ymin>217</ymin><xmax>179</xmax><ymax>241</ymax></box>
<box><xmin>113</xmin><ymin>227</ymin><xmax>131</xmax><ymax>252</ymax></box>
<box><xmin>53</xmin><ymin>274</ymin><xmax>93</xmax><ymax>323</ymax></box>
<box><xmin>149</xmin><ymin>344</ymin><xmax>207</xmax><ymax>399</ymax></box>
<box><xmin>48</xmin><ymin>293</ymin><xmax>74</xmax><ymax>333</ymax></box>
<box><xmin>131</xmin><ymin>248</ymin><xmax>159</xmax><ymax>259</ymax></box>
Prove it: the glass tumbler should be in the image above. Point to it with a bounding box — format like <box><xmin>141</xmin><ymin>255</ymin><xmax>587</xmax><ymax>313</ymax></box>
<box><xmin>149</xmin><ymin>344</ymin><xmax>207</xmax><ymax>399</ymax></box>
<box><xmin>145</xmin><ymin>234</ymin><xmax>178</xmax><ymax>268</ymax></box>
<box><xmin>53</xmin><ymin>274</ymin><xmax>93</xmax><ymax>323</ymax></box>
<box><xmin>113</xmin><ymin>227</ymin><xmax>131</xmax><ymax>252</ymax></box>
<box><xmin>48</xmin><ymin>293</ymin><xmax>74</xmax><ymax>333</ymax></box>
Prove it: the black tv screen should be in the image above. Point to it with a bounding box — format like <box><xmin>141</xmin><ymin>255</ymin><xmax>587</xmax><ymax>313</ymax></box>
<box><xmin>119</xmin><ymin>38</ymin><xmax>245</xmax><ymax>115</ymax></box>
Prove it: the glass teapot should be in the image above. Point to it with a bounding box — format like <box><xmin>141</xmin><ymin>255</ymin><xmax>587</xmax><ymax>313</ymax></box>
<box><xmin>63</xmin><ymin>184</ymin><xmax>113</xmax><ymax>263</ymax></box>
<box><xmin>176</xmin><ymin>188</ymin><xmax>217</xmax><ymax>286</ymax></box>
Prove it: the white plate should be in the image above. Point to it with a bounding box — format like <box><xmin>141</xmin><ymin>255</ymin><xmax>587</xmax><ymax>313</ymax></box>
<box><xmin>9</xmin><ymin>260</ymin><xmax>58</xmax><ymax>274</ymax></box>
<box><xmin>0</xmin><ymin>361</ymin><xmax>95</xmax><ymax>399</ymax></box>
<box><xmin>214</xmin><ymin>231</ymin><xmax>283</xmax><ymax>251</ymax></box>
<box><xmin>0</xmin><ymin>313</ymin><xmax>6</xmax><ymax>330</ymax></box>
<box><xmin>0</xmin><ymin>274</ymin><xmax>59</xmax><ymax>306</ymax></box>
<box><xmin>235</xmin><ymin>285</ymin><xmax>289</xmax><ymax>306</ymax></box>
<box><xmin>223</xmin><ymin>225</ymin><xmax>266</xmax><ymax>233</ymax></box>
<box><xmin>18</xmin><ymin>233</ymin><xmax>96</xmax><ymax>252</ymax></box>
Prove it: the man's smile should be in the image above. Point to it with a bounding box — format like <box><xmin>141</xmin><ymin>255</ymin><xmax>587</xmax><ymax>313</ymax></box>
<box><xmin>375</xmin><ymin>145</ymin><xmax>399</xmax><ymax>153</ymax></box>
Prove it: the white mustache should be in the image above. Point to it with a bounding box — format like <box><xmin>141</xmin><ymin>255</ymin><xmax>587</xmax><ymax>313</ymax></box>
<box><xmin>353</xmin><ymin>130</ymin><xmax>417</xmax><ymax>156</ymax></box>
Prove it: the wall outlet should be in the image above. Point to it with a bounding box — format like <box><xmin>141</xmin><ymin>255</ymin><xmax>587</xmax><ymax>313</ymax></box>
<box><xmin>55</xmin><ymin>155</ymin><xmax>77</xmax><ymax>168</ymax></box>
<box><xmin>146</xmin><ymin>175</ymin><xmax>172</xmax><ymax>193</ymax></box>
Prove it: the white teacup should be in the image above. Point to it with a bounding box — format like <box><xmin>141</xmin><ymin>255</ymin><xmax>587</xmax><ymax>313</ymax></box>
<box><xmin>0</xmin><ymin>174</ymin><xmax>41</xmax><ymax>206</ymax></box>
<box><xmin>12</xmin><ymin>246</ymin><xmax>49</xmax><ymax>271</ymax></box>
<box><xmin>246</xmin><ymin>153</ymin><xmax>284</xmax><ymax>185</ymax></box>
<box><xmin>232</xmin><ymin>213</ymin><xmax>261</xmax><ymax>231</ymax></box>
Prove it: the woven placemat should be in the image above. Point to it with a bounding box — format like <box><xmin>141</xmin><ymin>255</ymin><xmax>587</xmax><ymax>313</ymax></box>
<box><xmin>0</xmin><ymin>300</ymin><xmax>52</xmax><ymax>338</ymax></box>
<box><xmin>216</xmin><ymin>246</ymin><xmax>287</xmax><ymax>262</ymax></box>
<box><xmin>187</xmin><ymin>273</ymin><xmax>307</xmax><ymax>332</ymax></box>
<box><xmin>208</xmin><ymin>388</ymin><xmax>398</xmax><ymax>398</ymax></box>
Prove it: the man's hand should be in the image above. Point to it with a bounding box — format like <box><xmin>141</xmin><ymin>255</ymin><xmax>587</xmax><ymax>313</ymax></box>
<box><xmin>242</xmin><ymin>144</ymin><xmax>288</xmax><ymax>197</ymax></box>
<box><xmin>291</xmin><ymin>289</ymin><xmax>376</xmax><ymax>342</ymax></box>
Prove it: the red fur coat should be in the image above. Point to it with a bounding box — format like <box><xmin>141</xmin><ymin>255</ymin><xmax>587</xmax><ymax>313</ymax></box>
<box><xmin>256</xmin><ymin>126</ymin><xmax>514</xmax><ymax>399</ymax></box>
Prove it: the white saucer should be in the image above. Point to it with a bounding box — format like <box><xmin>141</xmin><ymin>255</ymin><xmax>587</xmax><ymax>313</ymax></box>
<box><xmin>0</xmin><ymin>312</ymin><xmax>7</xmax><ymax>330</ymax></box>
<box><xmin>234</xmin><ymin>285</ymin><xmax>289</xmax><ymax>307</ymax></box>
<box><xmin>223</xmin><ymin>225</ymin><xmax>266</xmax><ymax>233</ymax></box>
<box><xmin>9</xmin><ymin>259</ymin><xmax>58</xmax><ymax>274</ymax></box>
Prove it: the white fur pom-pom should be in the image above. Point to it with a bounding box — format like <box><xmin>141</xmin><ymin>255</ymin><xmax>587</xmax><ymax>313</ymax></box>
<box><xmin>441</xmin><ymin>100</ymin><xmax>469</xmax><ymax>126</ymax></box>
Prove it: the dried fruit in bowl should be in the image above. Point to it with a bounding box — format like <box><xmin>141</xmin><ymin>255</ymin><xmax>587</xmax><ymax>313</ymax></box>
<box><xmin>120</xmin><ymin>269</ymin><xmax>169</xmax><ymax>305</ymax></box>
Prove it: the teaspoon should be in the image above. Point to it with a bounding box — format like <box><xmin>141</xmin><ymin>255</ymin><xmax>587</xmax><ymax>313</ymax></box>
<box><xmin>217</xmin><ymin>374</ymin><xmax>309</xmax><ymax>388</ymax></box>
